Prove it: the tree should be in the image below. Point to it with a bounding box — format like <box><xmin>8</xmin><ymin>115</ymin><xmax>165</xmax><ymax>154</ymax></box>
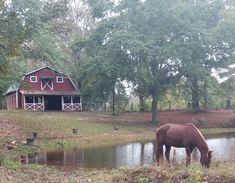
<box><xmin>220</xmin><ymin>79</ymin><xmax>235</xmax><ymax>109</ymax></box>
<box><xmin>75</xmin><ymin>31</ymin><xmax>131</xmax><ymax>114</ymax></box>
<box><xmin>0</xmin><ymin>0</ymin><xmax>30</xmax><ymax>107</ymax></box>
<box><xmin>71</xmin><ymin>0</ymin><xmax>235</xmax><ymax>122</ymax></box>
<box><xmin>0</xmin><ymin>0</ymin><xmax>75</xmax><ymax>107</ymax></box>
<box><xmin>168</xmin><ymin>0</ymin><xmax>234</xmax><ymax>112</ymax></box>
<box><xmin>78</xmin><ymin>0</ymin><xmax>185</xmax><ymax>122</ymax></box>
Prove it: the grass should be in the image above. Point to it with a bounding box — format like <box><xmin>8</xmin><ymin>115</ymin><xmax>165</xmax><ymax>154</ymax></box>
<box><xmin>0</xmin><ymin>110</ymin><xmax>113</xmax><ymax>134</ymax></box>
<box><xmin>0</xmin><ymin>110</ymin><xmax>155</xmax><ymax>165</ymax></box>
<box><xmin>0</xmin><ymin>110</ymin><xmax>147</xmax><ymax>136</ymax></box>
<box><xmin>0</xmin><ymin>110</ymin><xmax>235</xmax><ymax>183</ymax></box>
<box><xmin>0</xmin><ymin>110</ymin><xmax>152</xmax><ymax>150</ymax></box>
<box><xmin>1</xmin><ymin>160</ymin><xmax>234</xmax><ymax>183</ymax></box>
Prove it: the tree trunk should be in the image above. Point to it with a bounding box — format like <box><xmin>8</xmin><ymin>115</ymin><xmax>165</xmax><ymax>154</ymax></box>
<box><xmin>191</xmin><ymin>78</ymin><xmax>200</xmax><ymax>112</ymax></box>
<box><xmin>131</xmin><ymin>103</ymin><xmax>134</xmax><ymax>112</ymax></box>
<box><xmin>187</xmin><ymin>101</ymin><xmax>191</xmax><ymax>109</ymax></box>
<box><xmin>168</xmin><ymin>100</ymin><xmax>171</xmax><ymax>110</ymax></box>
<box><xmin>112</xmin><ymin>83</ymin><xmax>115</xmax><ymax>115</ymax></box>
<box><xmin>203</xmin><ymin>79</ymin><xmax>208</xmax><ymax>111</ymax></box>
<box><xmin>104</xmin><ymin>101</ymin><xmax>107</xmax><ymax>111</ymax></box>
<box><xmin>151</xmin><ymin>87</ymin><xmax>159</xmax><ymax>124</ymax></box>
<box><xmin>226</xmin><ymin>97</ymin><xmax>232</xmax><ymax>109</ymax></box>
<box><xmin>221</xmin><ymin>99</ymin><xmax>224</xmax><ymax>109</ymax></box>
<box><xmin>139</xmin><ymin>95</ymin><xmax>145</xmax><ymax>112</ymax></box>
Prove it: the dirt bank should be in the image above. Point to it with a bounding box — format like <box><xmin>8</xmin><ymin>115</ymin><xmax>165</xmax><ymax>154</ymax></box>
<box><xmin>116</xmin><ymin>109</ymin><xmax>234</xmax><ymax>127</ymax></box>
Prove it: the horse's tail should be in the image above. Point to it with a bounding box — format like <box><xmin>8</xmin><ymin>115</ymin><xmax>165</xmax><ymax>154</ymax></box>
<box><xmin>155</xmin><ymin>126</ymin><xmax>162</xmax><ymax>135</ymax></box>
<box><xmin>155</xmin><ymin>128</ymin><xmax>159</xmax><ymax>138</ymax></box>
<box><xmin>155</xmin><ymin>124</ymin><xmax>167</xmax><ymax>138</ymax></box>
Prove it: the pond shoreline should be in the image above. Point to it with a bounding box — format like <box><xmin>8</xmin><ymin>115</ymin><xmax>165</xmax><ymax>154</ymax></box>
<box><xmin>20</xmin><ymin>131</ymin><xmax>235</xmax><ymax>170</ymax></box>
<box><xmin>1</xmin><ymin>110</ymin><xmax>235</xmax><ymax>183</ymax></box>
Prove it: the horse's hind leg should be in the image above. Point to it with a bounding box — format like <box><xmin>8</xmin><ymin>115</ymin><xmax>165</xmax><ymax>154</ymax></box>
<box><xmin>156</xmin><ymin>145</ymin><xmax>163</xmax><ymax>166</ymax></box>
<box><xmin>165</xmin><ymin>145</ymin><xmax>171</xmax><ymax>164</ymax></box>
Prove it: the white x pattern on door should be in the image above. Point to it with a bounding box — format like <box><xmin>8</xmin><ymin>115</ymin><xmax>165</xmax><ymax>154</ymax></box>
<box><xmin>41</xmin><ymin>80</ymin><xmax>53</xmax><ymax>90</ymax></box>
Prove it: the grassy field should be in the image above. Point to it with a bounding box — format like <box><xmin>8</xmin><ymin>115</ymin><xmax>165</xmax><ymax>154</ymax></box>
<box><xmin>0</xmin><ymin>110</ymin><xmax>235</xmax><ymax>183</ymax></box>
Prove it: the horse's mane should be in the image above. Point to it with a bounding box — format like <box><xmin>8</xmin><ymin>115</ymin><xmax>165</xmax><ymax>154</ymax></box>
<box><xmin>185</xmin><ymin>123</ymin><xmax>206</xmax><ymax>141</ymax></box>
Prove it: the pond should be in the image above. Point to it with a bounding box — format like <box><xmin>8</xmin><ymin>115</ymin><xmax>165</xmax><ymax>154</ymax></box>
<box><xmin>20</xmin><ymin>132</ymin><xmax>235</xmax><ymax>169</ymax></box>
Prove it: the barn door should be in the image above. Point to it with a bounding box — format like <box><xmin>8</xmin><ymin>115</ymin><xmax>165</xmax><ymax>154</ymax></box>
<box><xmin>41</xmin><ymin>79</ymin><xmax>53</xmax><ymax>90</ymax></box>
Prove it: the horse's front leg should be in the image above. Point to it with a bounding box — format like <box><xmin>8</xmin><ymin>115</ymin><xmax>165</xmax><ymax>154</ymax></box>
<box><xmin>185</xmin><ymin>147</ymin><xmax>193</xmax><ymax>167</ymax></box>
<box><xmin>165</xmin><ymin>145</ymin><xmax>171</xmax><ymax>164</ymax></box>
<box><xmin>156</xmin><ymin>145</ymin><xmax>163</xmax><ymax>166</ymax></box>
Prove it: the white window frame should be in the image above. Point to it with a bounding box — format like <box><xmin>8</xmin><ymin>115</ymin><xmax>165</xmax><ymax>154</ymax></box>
<box><xmin>30</xmin><ymin>76</ymin><xmax>37</xmax><ymax>83</ymax></box>
<box><xmin>25</xmin><ymin>96</ymin><xmax>43</xmax><ymax>104</ymax></box>
<box><xmin>24</xmin><ymin>96</ymin><xmax>44</xmax><ymax>111</ymax></box>
<box><xmin>56</xmin><ymin>76</ymin><xmax>64</xmax><ymax>83</ymax></box>
<box><xmin>63</xmin><ymin>96</ymin><xmax>72</xmax><ymax>104</ymax></box>
<box><xmin>62</xmin><ymin>96</ymin><xmax>81</xmax><ymax>110</ymax></box>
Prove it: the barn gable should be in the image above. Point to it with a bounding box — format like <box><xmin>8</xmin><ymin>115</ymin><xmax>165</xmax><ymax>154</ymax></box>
<box><xmin>22</xmin><ymin>66</ymin><xmax>78</xmax><ymax>91</ymax></box>
<box><xmin>3</xmin><ymin>66</ymin><xmax>82</xmax><ymax>111</ymax></box>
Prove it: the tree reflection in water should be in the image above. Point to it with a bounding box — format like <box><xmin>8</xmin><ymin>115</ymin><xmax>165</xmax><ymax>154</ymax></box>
<box><xmin>20</xmin><ymin>133</ymin><xmax>235</xmax><ymax>169</ymax></box>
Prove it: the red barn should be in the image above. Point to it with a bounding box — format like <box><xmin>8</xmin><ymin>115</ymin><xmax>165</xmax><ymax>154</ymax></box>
<box><xmin>3</xmin><ymin>66</ymin><xmax>82</xmax><ymax>111</ymax></box>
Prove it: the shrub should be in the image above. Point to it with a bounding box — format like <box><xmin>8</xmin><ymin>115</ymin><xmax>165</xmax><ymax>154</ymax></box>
<box><xmin>137</xmin><ymin>177</ymin><xmax>150</xmax><ymax>183</ymax></box>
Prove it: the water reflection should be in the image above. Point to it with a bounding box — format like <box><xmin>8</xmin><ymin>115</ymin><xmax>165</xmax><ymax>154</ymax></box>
<box><xmin>20</xmin><ymin>133</ymin><xmax>235</xmax><ymax>169</ymax></box>
<box><xmin>114</xmin><ymin>142</ymin><xmax>155</xmax><ymax>167</ymax></box>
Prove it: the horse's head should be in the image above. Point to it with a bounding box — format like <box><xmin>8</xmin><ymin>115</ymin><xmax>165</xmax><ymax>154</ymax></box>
<box><xmin>200</xmin><ymin>150</ymin><xmax>213</xmax><ymax>168</ymax></box>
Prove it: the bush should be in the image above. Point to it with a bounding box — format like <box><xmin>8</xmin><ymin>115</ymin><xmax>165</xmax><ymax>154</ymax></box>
<box><xmin>2</xmin><ymin>159</ymin><xmax>20</xmax><ymax>169</ymax></box>
<box><xmin>229</xmin><ymin>119</ymin><xmax>235</xmax><ymax>127</ymax></box>
<box><xmin>186</xmin><ymin>166</ymin><xmax>202</xmax><ymax>183</ymax></box>
<box><xmin>137</xmin><ymin>177</ymin><xmax>150</xmax><ymax>183</ymax></box>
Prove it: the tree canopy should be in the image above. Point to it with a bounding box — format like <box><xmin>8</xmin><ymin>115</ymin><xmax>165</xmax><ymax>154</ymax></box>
<box><xmin>1</xmin><ymin>0</ymin><xmax>235</xmax><ymax>124</ymax></box>
<box><xmin>72</xmin><ymin>0</ymin><xmax>235</xmax><ymax>123</ymax></box>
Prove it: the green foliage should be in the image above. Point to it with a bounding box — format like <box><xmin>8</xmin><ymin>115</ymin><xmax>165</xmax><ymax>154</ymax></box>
<box><xmin>186</xmin><ymin>166</ymin><xmax>203</xmax><ymax>183</ymax></box>
<box><xmin>72</xmin><ymin>0</ymin><xmax>235</xmax><ymax>118</ymax></box>
<box><xmin>87</xmin><ymin>0</ymin><xmax>113</xmax><ymax>18</ymax></box>
<box><xmin>137</xmin><ymin>177</ymin><xmax>150</xmax><ymax>183</ymax></box>
<box><xmin>24</xmin><ymin>164</ymin><xmax>41</xmax><ymax>170</ymax></box>
<box><xmin>175</xmin><ymin>1</ymin><xmax>233</xmax><ymax>111</ymax></box>
<box><xmin>78</xmin><ymin>0</ymin><xmax>186</xmax><ymax>118</ymax></box>
<box><xmin>228</xmin><ymin>119</ymin><xmax>235</xmax><ymax>127</ymax></box>
<box><xmin>2</xmin><ymin>159</ymin><xmax>20</xmax><ymax>169</ymax></box>
<box><xmin>0</xmin><ymin>0</ymin><xmax>73</xmax><ymax>107</ymax></box>
<box><xmin>1</xmin><ymin>0</ymin><xmax>235</xmax><ymax>115</ymax></box>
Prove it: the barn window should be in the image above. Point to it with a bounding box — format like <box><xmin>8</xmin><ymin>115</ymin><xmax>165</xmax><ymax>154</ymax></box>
<box><xmin>63</xmin><ymin>96</ymin><xmax>80</xmax><ymax>104</ymax></box>
<box><xmin>56</xmin><ymin>76</ymin><xmax>63</xmax><ymax>83</ymax></box>
<box><xmin>25</xmin><ymin>96</ymin><xmax>42</xmax><ymax>103</ymax></box>
<box><xmin>64</xmin><ymin>96</ymin><xmax>71</xmax><ymax>103</ymax></box>
<box><xmin>25</xmin><ymin>96</ymin><xmax>33</xmax><ymax>103</ymax></box>
<box><xmin>72</xmin><ymin>96</ymin><xmax>80</xmax><ymax>103</ymax></box>
<box><xmin>35</xmin><ymin>96</ymin><xmax>42</xmax><ymax>103</ymax></box>
<box><xmin>30</xmin><ymin>76</ymin><xmax>37</xmax><ymax>82</ymax></box>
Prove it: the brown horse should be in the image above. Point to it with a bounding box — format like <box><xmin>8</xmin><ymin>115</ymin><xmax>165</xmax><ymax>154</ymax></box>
<box><xmin>156</xmin><ymin>123</ymin><xmax>212</xmax><ymax>167</ymax></box>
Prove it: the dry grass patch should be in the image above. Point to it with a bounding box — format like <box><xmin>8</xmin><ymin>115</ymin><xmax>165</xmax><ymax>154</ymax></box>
<box><xmin>112</xmin><ymin>161</ymin><xmax>235</xmax><ymax>183</ymax></box>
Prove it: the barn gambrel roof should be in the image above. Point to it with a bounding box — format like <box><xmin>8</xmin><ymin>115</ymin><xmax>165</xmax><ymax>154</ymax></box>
<box><xmin>22</xmin><ymin>66</ymin><xmax>79</xmax><ymax>92</ymax></box>
<box><xmin>23</xmin><ymin>66</ymin><xmax>65</xmax><ymax>77</ymax></box>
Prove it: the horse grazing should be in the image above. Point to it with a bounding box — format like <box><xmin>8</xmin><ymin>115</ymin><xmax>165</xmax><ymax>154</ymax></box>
<box><xmin>156</xmin><ymin>123</ymin><xmax>212</xmax><ymax>168</ymax></box>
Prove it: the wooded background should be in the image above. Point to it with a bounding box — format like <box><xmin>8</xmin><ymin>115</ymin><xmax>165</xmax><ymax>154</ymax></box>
<box><xmin>1</xmin><ymin>0</ymin><xmax>235</xmax><ymax>123</ymax></box>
